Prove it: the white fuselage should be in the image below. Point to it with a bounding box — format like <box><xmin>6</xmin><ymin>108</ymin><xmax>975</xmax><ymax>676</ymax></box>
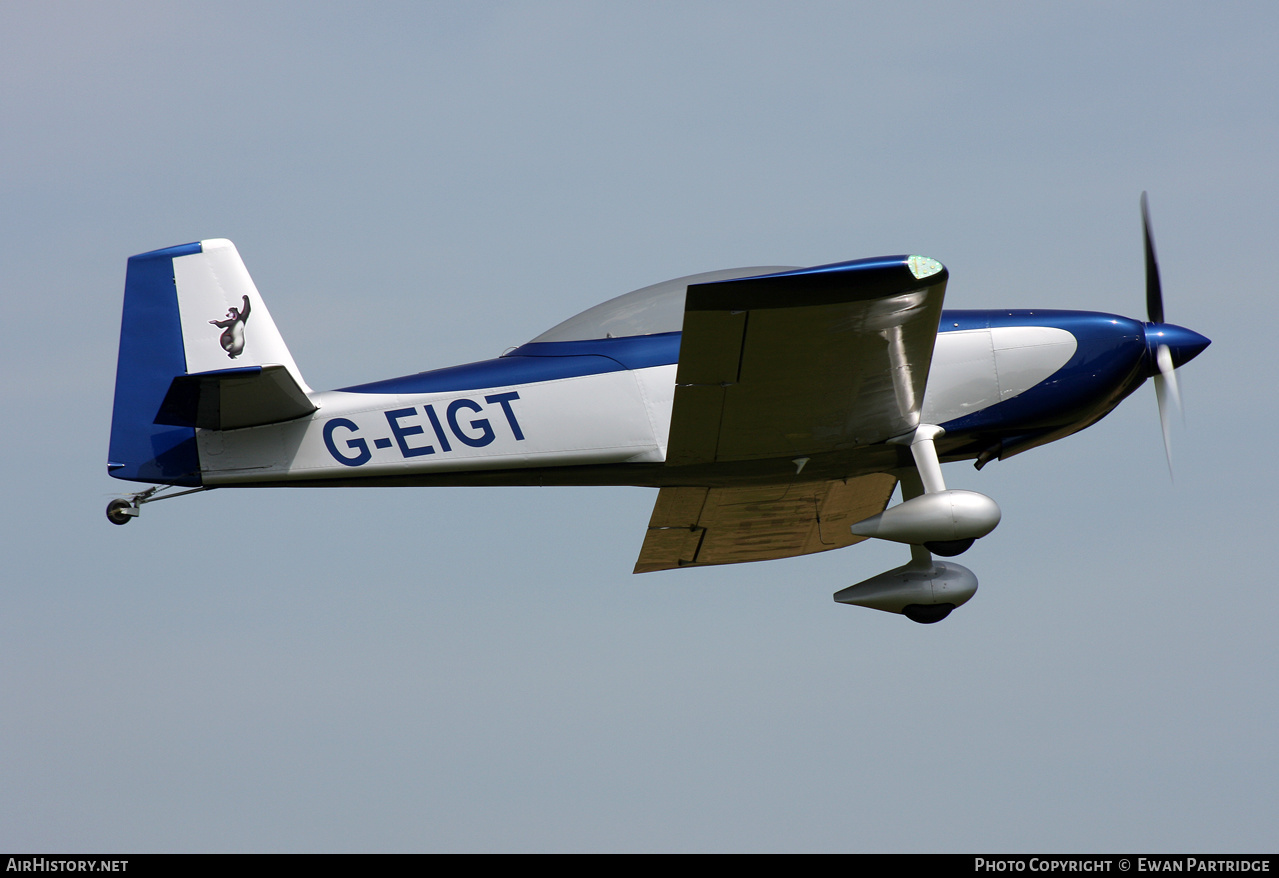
<box><xmin>197</xmin><ymin>325</ymin><xmax>1076</xmax><ymax>486</ymax></box>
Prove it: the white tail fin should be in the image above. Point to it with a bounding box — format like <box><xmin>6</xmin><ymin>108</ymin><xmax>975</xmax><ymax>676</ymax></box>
<box><xmin>173</xmin><ymin>239</ymin><xmax>311</xmax><ymax>391</ymax></box>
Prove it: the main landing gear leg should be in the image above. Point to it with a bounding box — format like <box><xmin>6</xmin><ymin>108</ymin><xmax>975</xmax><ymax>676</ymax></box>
<box><xmin>901</xmin><ymin>426</ymin><xmax>974</xmax><ymax>557</ymax></box>
<box><xmin>837</xmin><ymin>425</ymin><xmax>999</xmax><ymax>622</ymax></box>
<box><xmin>849</xmin><ymin>425</ymin><xmax>1001</xmax><ymax>553</ymax></box>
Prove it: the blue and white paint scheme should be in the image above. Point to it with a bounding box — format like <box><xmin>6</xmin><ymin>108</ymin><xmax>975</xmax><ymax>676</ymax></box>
<box><xmin>106</xmin><ymin>197</ymin><xmax>1209</xmax><ymax>623</ymax></box>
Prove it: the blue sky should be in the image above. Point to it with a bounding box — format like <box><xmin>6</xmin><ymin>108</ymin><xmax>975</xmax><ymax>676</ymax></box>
<box><xmin>2</xmin><ymin>1</ymin><xmax>1274</xmax><ymax>852</ymax></box>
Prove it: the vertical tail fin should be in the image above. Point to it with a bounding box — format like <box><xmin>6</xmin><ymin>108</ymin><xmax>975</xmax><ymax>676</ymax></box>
<box><xmin>107</xmin><ymin>239</ymin><xmax>311</xmax><ymax>486</ymax></box>
<box><xmin>170</xmin><ymin>239</ymin><xmax>309</xmax><ymax>384</ymax></box>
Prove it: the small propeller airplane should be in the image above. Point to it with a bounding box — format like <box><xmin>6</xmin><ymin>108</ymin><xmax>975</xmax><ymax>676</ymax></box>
<box><xmin>106</xmin><ymin>195</ymin><xmax>1208</xmax><ymax>622</ymax></box>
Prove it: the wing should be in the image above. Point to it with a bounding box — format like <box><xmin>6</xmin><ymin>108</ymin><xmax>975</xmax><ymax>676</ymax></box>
<box><xmin>666</xmin><ymin>255</ymin><xmax>947</xmax><ymax>466</ymax></box>
<box><xmin>634</xmin><ymin>474</ymin><xmax>899</xmax><ymax>572</ymax></box>
<box><xmin>635</xmin><ymin>254</ymin><xmax>947</xmax><ymax>572</ymax></box>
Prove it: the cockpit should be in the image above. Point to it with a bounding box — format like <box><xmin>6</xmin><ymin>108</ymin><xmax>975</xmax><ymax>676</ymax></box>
<box><xmin>528</xmin><ymin>266</ymin><xmax>796</xmax><ymax>343</ymax></box>
<box><xmin>340</xmin><ymin>266</ymin><xmax>796</xmax><ymax>395</ymax></box>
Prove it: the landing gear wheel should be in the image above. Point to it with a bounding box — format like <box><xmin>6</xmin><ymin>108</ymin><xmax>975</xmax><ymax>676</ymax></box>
<box><xmin>902</xmin><ymin>603</ymin><xmax>955</xmax><ymax>624</ymax></box>
<box><xmin>924</xmin><ymin>538</ymin><xmax>974</xmax><ymax>557</ymax></box>
<box><xmin>106</xmin><ymin>499</ymin><xmax>135</xmax><ymax>526</ymax></box>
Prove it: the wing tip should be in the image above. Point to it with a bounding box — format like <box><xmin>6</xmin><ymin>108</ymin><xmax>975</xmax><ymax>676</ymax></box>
<box><xmin>907</xmin><ymin>255</ymin><xmax>943</xmax><ymax>279</ymax></box>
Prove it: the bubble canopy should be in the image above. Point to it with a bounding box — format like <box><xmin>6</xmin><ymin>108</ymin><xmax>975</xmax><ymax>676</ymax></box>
<box><xmin>529</xmin><ymin>266</ymin><xmax>796</xmax><ymax>343</ymax></box>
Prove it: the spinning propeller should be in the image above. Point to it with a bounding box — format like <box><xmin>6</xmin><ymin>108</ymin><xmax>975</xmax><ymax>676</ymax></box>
<box><xmin>1139</xmin><ymin>192</ymin><xmax>1210</xmax><ymax>474</ymax></box>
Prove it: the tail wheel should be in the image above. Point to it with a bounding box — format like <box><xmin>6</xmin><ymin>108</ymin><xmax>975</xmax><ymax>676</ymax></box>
<box><xmin>106</xmin><ymin>499</ymin><xmax>135</xmax><ymax>525</ymax></box>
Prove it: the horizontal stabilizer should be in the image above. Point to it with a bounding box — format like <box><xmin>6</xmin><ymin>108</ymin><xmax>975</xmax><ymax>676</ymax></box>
<box><xmin>155</xmin><ymin>364</ymin><xmax>317</xmax><ymax>430</ymax></box>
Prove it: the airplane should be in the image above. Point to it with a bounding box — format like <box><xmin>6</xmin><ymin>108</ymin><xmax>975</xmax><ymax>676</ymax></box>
<box><xmin>105</xmin><ymin>195</ymin><xmax>1209</xmax><ymax>623</ymax></box>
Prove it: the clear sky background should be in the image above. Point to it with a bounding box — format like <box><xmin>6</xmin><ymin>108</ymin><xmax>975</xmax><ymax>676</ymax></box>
<box><xmin>2</xmin><ymin>1</ymin><xmax>1274</xmax><ymax>853</ymax></box>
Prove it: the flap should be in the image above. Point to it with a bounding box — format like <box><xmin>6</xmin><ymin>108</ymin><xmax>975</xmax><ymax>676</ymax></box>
<box><xmin>634</xmin><ymin>473</ymin><xmax>898</xmax><ymax>572</ymax></box>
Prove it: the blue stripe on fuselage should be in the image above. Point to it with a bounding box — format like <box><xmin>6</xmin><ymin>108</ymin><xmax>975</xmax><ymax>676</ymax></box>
<box><xmin>338</xmin><ymin>332</ymin><xmax>682</xmax><ymax>394</ymax></box>
<box><xmin>337</xmin><ymin>312</ymin><xmax>1149</xmax><ymax>450</ymax></box>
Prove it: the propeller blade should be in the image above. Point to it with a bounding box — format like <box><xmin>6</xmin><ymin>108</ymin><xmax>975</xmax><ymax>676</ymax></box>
<box><xmin>1141</xmin><ymin>191</ymin><xmax>1165</xmax><ymax>324</ymax></box>
<box><xmin>1153</xmin><ymin>343</ymin><xmax>1181</xmax><ymax>475</ymax></box>
<box><xmin>1155</xmin><ymin>342</ymin><xmax>1182</xmax><ymax>417</ymax></box>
